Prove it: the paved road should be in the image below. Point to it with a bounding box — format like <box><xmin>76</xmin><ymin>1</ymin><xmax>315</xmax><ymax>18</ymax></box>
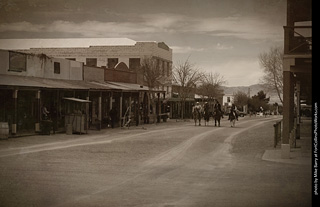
<box><xmin>0</xmin><ymin>116</ymin><xmax>311</xmax><ymax>207</ymax></box>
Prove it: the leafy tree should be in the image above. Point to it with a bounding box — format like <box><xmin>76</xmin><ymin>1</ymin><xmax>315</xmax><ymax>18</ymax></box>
<box><xmin>233</xmin><ymin>91</ymin><xmax>249</xmax><ymax>111</ymax></box>
<box><xmin>248</xmin><ymin>90</ymin><xmax>270</xmax><ymax>112</ymax></box>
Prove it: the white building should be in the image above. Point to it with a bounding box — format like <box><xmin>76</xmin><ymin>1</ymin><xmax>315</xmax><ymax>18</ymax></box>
<box><xmin>0</xmin><ymin>50</ymin><xmax>83</xmax><ymax>80</ymax></box>
<box><xmin>222</xmin><ymin>94</ymin><xmax>234</xmax><ymax>107</ymax></box>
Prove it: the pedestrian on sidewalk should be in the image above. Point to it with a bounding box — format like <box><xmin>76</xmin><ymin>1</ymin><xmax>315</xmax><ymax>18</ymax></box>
<box><xmin>109</xmin><ymin>107</ymin><xmax>117</xmax><ymax>128</ymax></box>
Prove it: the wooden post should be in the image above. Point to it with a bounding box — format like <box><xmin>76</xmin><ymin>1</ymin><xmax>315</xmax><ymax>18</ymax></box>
<box><xmin>157</xmin><ymin>92</ymin><xmax>160</xmax><ymax>123</ymax></box>
<box><xmin>109</xmin><ymin>92</ymin><xmax>113</xmax><ymax>111</ymax></box>
<box><xmin>129</xmin><ymin>93</ymin><xmax>132</xmax><ymax>118</ymax></box>
<box><xmin>283</xmin><ymin>71</ymin><xmax>294</xmax><ymax>145</ymax></box>
<box><xmin>35</xmin><ymin>90</ymin><xmax>41</xmax><ymax>132</ymax></box>
<box><xmin>98</xmin><ymin>92</ymin><xmax>102</xmax><ymax>130</ymax></box>
<box><xmin>296</xmin><ymin>81</ymin><xmax>301</xmax><ymax>139</ymax></box>
<box><xmin>147</xmin><ymin>92</ymin><xmax>151</xmax><ymax>123</ymax></box>
<box><xmin>86</xmin><ymin>91</ymin><xmax>90</xmax><ymax>132</ymax></box>
<box><xmin>12</xmin><ymin>89</ymin><xmax>18</xmax><ymax>135</ymax></box>
<box><xmin>119</xmin><ymin>92</ymin><xmax>123</xmax><ymax>126</ymax></box>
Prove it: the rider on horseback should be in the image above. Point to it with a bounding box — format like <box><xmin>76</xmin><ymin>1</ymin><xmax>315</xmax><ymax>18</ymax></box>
<box><xmin>228</xmin><ymin>104</ymin><xmax>239</xmax><ymax>127</ymax></box>
<box><xmin>214</xmin><ymin>100</ymin><xmax>223</xmax><ymax>118</ymax></box>
<box><xmin>193</xmin><ymin>102</ymin><xmax>202</xmax><ymax>126</ymax></box>
<box><xmin>203</xmin><ymin>102</ymin><xmax>211</xmax><ymax>125</ymax></box>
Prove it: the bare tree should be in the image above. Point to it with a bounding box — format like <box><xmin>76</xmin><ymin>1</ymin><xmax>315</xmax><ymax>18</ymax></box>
<box><xmin>259</xmin><ymin>46</ymin><xmax>283</xmax><ymax>104</ymax></box>
<box><xmin>173</xmin><ymin>59</ymin><xmax>203</xmax><ymax>119</ymax></box>
<box><xmin>140</xmin><ymin>57</ymin><xmax>163</xmax><ymax>123</ymax></box>
<box><xmin>198</xmin><ymin>72</ymin><xmax>226</xmax><ymax>104</ymax></box>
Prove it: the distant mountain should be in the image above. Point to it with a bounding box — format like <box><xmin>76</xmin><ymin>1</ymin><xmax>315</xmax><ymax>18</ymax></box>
<box><xmin>221</xmin><ymin>84</ymin><xmax>282</xmax><ymax>104</ymax></box>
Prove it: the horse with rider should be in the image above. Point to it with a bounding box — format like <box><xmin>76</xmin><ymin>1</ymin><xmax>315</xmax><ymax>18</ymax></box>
<box><xmin>193</xmin><ymin>100</ymin><xmax>224</xmax><ymax>127</ymax></box>
<box><xmin>192</xmin><ymin>102</ymin><xmax>203</xmax><ymax>126</ymax></box>
<box><xmin>212</xmin><ymin>100</ymin><xmax>224</xmax><ymax>127</ymax></box>
<box><xmin>228</xmin><ymin>104</ymin><xmax>239</xmax><ymax>127</ymax></box>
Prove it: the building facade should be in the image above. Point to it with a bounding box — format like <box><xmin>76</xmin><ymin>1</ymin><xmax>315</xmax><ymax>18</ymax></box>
<box><xmin>222</xmin><ymin>94</ymin><xmax>234</xmax><ymax>108</ymax></box>
<box><xmin>0</xmin><ymin>49</ymin><xmax>160</xmax><ymax>137</ymax></box>
<box><xmin>17</xmin><ymin>39</ymin><xmax>173</xmax><ymax>98</ymax></box>
<box><xmin>282</xmin><ymin>0</ymin><xmax>312</xmax><ymax>157</ymax></box>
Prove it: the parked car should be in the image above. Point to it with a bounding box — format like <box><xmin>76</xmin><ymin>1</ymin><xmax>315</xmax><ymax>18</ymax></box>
<box><xmin>256</xmin><ymin>112</ymin><xmax>263</xmax><ymax>117</ymax></box>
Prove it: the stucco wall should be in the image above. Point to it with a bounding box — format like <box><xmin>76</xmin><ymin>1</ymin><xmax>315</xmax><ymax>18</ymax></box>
<box><xmin>19</xmin><ymin>41</ymin><xmax>172</xmax><ymax>68</ymax></box>
<box><xmin>104</xmin><ymin>68</ymin><xmax>137</xmax><ymax>84</ymax></box>
<box><xmin>0</xmin><ymin>50</ymin><xmax>83</xmax><ymax>80</ymax></box>
<box><xmin>83</xmin><ymin>65</ymin><xmax>105</xmax><ymax>82</ymax></box>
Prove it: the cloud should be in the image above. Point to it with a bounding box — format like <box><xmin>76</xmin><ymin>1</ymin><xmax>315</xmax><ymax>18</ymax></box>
<box><xmin>0</xmin><ymin>13</ymin><xmax>283</xmax><ymax>41</ymax></box>
<box><xmin>0</xmin><ymin>21</ymin><xmax>44</xmax><ymax>32</ymax></box>
<box><xmin>215</xmin><ymin>43</ymin><xmax>234</xmax><ymax>50</ymax></box>
<box><xmin>171</xmin><ymin>46</ymin><xmax>205</xmax><ymax>54</ymax></box>
<box><xmin>0</xmin><ymin>20</ymin><xmax>157</xmax><ymax>37</ymax></box>
<box><xmin>199</xmin><ymin>59</ymin><xmax>263</xmax><ymax>87</ymax></box>
<box><xmin>188</xmin><ymin>16</ymin><xmax>283</xmax><ymax>41</ymax></box>
<box><xmin>141</xmin><ymin>13</ymin><xmax>187</xmax><ymax>31</ymax></box>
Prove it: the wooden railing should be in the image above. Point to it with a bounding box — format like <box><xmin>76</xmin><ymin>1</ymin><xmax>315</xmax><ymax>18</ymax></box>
<box><xmin>273</xmin><ymin>120</ymin><xmax>282</xmax><ymax>148</ymax></box>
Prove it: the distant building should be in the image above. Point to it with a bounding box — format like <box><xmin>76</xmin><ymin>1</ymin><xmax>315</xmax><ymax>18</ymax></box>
<box><xmin>222</xmin><ymin>94</ymin><xmax>234</xmax><ymax>108</ymax></box>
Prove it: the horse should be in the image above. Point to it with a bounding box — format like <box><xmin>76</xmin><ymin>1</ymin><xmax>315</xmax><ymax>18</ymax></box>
<box><xmin>192</xmin><ymin>105</ymin><xmax>203</xmax><ymax>126</ymax></box>
<box><xmin>228</xmin><ymin>110</ymin><xmax>238</xmax><ymax>127</ymax></box>
<box><xmin>203</xmin><ymin>104</ymin><xmax>212</xmax><ymax>126</ymax></box>
<box><xmin>213</xmin><ymin>109</ymin><xmax>223</xmax><ymax>127</ymax></box>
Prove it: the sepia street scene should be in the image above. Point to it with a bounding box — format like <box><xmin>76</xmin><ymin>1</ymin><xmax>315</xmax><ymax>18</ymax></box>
<box><xmin>0</xmin><ymin>0</ymin><xmax>313</xmax><ymax>206</ymax></box>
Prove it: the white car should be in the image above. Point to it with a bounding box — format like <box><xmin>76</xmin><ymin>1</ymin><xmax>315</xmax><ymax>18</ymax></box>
<box><xmin>257</xmin><ymin>112</ymin><xmax>263</xmax><ymax>117</ymax></box>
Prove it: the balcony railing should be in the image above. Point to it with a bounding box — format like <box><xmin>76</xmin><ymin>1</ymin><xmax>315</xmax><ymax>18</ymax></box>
<box><xmin>284</xmin><ymin>25</ymin><xmax>312</xmax><ymax>55</ymax></box>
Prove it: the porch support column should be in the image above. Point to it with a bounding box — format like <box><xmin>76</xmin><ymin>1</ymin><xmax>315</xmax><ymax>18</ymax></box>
<box><xmin>86</xmin><ymin>91</ymin><xmax>90</xmax><ymax>132</ymax></box>
<box><xmin>35</xmin><ymin>90</ymin><xmax>41</xmax><ymax>132</ymax></box>
<box><xmin>12</xmin><ymin>89</ymin><xmax>18</xmax><ymax>135</ymax></box>
<box><xmin>157</xmin><ymin>92</ymin><xmax>160</xmax><ymax>123</ymax></box>
<box><xmin>295</xmin><ymin>81</ymin><xmax>301</xmax><ymax>139</ymax></box>
<box><xmin>129</xmin><ymin>93</ymin><xmax>132</xmax><ymax>119</ymax></box>
<box><xmin>109</xmin><ymin>92</ymin><xmax>113</xmax><ymax>111</ymax></box>
<box><xmin>119</xmin><ymin>92</ymin><xmax>123</xmax><ymax>126</ymax></box>
<box><xmin>98</xmin><ymin>92</ymin><xmax>102</xmax><ymax>130</ymax></box>
<box><xmin>282</xmin><ymin>70</ymin><xmax>294</xmax><ymax>158</ymax></box>
<box><xmin>147</xmin><ymin>92</ymin><xmax>151</xmax><ymax>123</ymax></box>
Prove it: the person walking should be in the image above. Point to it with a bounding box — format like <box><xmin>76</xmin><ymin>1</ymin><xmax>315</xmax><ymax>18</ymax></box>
<box><xmin>228</xmin><ymin>108</ymin><xmax>238</xmax><ymax>127</ymax></box>
<box><xmin>109</xmin><ymin>107</ymin><xmax>117</xmax><ymax>129</ymax></box>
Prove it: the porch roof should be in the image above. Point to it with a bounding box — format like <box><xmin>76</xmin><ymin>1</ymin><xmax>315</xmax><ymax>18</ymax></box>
<box><xmin>0</xmin><ymin>74</ymin><xmax>115</xmax><ymax>90</ymax></box>
<box><xmin>105</xmin><ymin>81</ymin><xmax>149</xmax><ymax>92</ymax></box>
<box><xmin>0</xmin><ymin>74</ymin><xmax>166</xmax><ymax>93</ymax></box>
<box><xmin>0</xmin><ymin>74</ymin><xmax>88</xmax><ymax>89</ymax></box>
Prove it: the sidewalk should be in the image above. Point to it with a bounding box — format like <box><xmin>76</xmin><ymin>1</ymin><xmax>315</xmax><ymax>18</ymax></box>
<box><xmin>262</xmin><ymin>117</ymin><xmax>312</xmax><ymax>165</ymax></box>
<box><xmin>0</xmin><ymin>118</ymin><xmax>183</xmax><ymax>150</ymax></box>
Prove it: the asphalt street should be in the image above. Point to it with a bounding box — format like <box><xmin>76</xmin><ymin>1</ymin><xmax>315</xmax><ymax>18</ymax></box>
<box><xmin>0</xmin><ymin>116</ymin><xmax>312</xmax><ymax>207</ymax></box>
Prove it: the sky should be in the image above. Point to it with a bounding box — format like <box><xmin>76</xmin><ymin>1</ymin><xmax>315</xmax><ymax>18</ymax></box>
<box><xmin>0</xmin><ymin>0</ymin><xmax>287</xmax><ymax>86</ymax></box>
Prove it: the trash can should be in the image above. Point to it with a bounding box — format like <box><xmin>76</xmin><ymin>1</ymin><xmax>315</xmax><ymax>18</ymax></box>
<box><xmin>0</xmin><ymin>122</ymin><xmax>9</xmax><ymax>140</ymax></box>
<box><xmin>41</xmin><ymin>120</ymin><xmax>52</xmax><ymax>135</ymax></box>
<box><xmin>66</xmin><ymin>124</ymin><xmax>73</xmax><ymax>135</ymax></box>
<box><xmin>162</xmin><ymin>115</ymin><xmax>168</xmax><ymax>122</ymax></box>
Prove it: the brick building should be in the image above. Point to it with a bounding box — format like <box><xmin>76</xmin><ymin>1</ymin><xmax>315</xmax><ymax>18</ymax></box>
<box><xmin>282</xmin><ymin>0</ymin><xmax>312</xmax><ymax>158</ymax></box>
